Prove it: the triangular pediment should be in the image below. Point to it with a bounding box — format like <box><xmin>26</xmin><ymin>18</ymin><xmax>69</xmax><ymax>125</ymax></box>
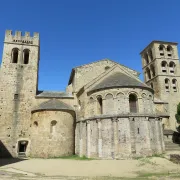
<box><xmin>83</xmin><ymin>64</ymin><xmax>150</xmax><ymax>93</ymax></box>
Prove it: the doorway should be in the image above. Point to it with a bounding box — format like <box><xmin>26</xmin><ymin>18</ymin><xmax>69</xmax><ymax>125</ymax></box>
<box><xmin>18</xmin><ymin>141</ymin><xmax>28</xmax><ymax>157</ymax></box>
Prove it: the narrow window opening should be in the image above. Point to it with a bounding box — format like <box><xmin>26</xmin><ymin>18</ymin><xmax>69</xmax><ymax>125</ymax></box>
<box><xmin>137</xmin><ymin>128</ymin><xmax>140</xmax><ymax>134</ymax></box>
<box><xmin>165</xmin><ymin>79</ymin><xmax>170</xmax><ymax>92</ymax></box>
<box><xmin>14</xmin><ymin>94</ymin><xmax>19</xmax><ymax>100</ymax></box>
<box><xmin>167</xmin><ymin>45</ymin><xmax>172</xmax><ymax>52</ymax></box>
<box><xmin>33</xmin><ymin>121</ymin><xmax>38</xmax><ymax>127</ymax></box>
<box><xmin>159</xmin><ymin>45</ymin><xmax>164</xmax><ymax>51</ymax></box>
<box><xmin>129</xmin><ymin>94</ymin><xmax>138</xmax><ymax>113</ymax></box>
<box><xmin>50</xmin><ymin>120</ymin><xmax>57</xmax><ymax>134</ymax></box>
<box><xmin>12</xmin><ymin>48</ymin><xmax>19</xmax><ymax>63</ymax></box>
<box><xmin>97</xmin><ymin>96</ymin><xmax>103</xmax><ymax>115</ymax></box>
<box><xmin>161</xmin><ymin>61</ymin><xmax>167</xmax><ymax>73</ymax></box>
<box><xmin>172</xmin><ymin>79</ymin><xmax>177</xmax><ymax>92</ymax></box>
<box><xmin>23</xmin><ymin>49</ymin><xmax>30</xmax><ymax>64</ymax></box>
<box><xmin>169</xmin><ymin>62</ymin><xmax>175</xmax><ymax>74</ymax></box>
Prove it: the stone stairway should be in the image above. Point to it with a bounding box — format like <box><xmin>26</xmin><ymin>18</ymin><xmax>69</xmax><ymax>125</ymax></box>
<box><xmin>165</xmin><ymin>141</ymin><xmax>180</xmax><ymax>151</ymax></box>
<box><xmin>18</xmin><ymin>152</ymin><xmax>26</xmax><ymax>159</ymax></box>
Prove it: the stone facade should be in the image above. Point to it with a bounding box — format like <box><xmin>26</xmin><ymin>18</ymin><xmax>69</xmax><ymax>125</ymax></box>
<box><xmin>0</xmin><ymin>30</ymin><xmax>177</xmax><ymax>159</ymax></box>
<box><xmin>140</xmin><ymin>41</ymin><xmax>180</xmax><ymax>131</ymax></box>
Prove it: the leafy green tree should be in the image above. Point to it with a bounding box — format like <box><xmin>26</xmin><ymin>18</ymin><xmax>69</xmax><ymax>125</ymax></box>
<box><xmin>175</xmin><ymin>103</ymin><xmax>180</xmax><ymax>132</ymax></box>
<box><xmin>175</xmin><ymin>103</ymin><xmax>180</xmax><ymax>123</ymax></box>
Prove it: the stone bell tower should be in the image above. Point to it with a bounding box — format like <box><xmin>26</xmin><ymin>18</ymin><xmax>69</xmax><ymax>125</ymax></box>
<box><xmin>140</xmin><ymin>41</ymin><xmax>180</xmax><ymax>131</ymax></box>
<box><xmin>0</xmin><ymin>30</ymin><xmax>40</xmax><ymax>157</ymax></box>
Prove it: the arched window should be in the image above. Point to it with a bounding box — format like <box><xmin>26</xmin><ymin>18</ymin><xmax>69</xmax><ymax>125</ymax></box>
<box><xmin>11</xmin><ymin>48</ymin><xmax>19</xmax><ymax>63</ymax></box>
<box><xmin>169</xmin><ymin>61</ymin><xmax>175</xmax><ymax>74</ymax></box>
<box><xmin>50</xmin><ymin>120</ymin><xmax>57</xmax><ymax>134</ymax></box>
<box><xmin>159</xmin><ymin>44</ymin><xmax>165</xmax><ymax>56</ymax></box>
<box><xmin>97</xmin><ymin>95</ymin><xmax>103</xmax><ymax>115</ymax></box>
<box><xmin>165</xmin><ymin>78</ymin><xmax>170</xmax><ymax>92</ymax></box>
<box><xmin>150</xmin><ymin>64</ymin><xmax>155</xmax><ymax>77</ymax></box>
<box><xmin>161</xmin><ymin>61</ymin><xmax>168</xmax><ymax>73</ymax></box>
<box><xmin>172</xmin><ymin>79</ymin><xmax>177</xmax><ymax>92</ymax></box>
<box><xmin>167</xmin><ymin>45</ymin><xmax>173</xmax><ymax>57</ymax></box>
<box><xmin>33</xmin><ymin>121</ymin><xmax>38</xmax><ymax>127</ymax></box>
<box><xmin>23</xmin><ymin>49</ymin><xmax>30</xmax><ymax>64</ymax></box>
<box><xmin>167</xmin><ymin>45</ymin><xmax>172</xmax><ymax>52</ymax></box>
<box><xmin>129</xmin><ymin>94</ymin><xmax>138</xmax><ymax>113</ymax></box>
<box><xmin>144</xmin><ymin>53</ymin><xmax>149</xmax><ymax>65</ymax></box>
<box><xmin>148</xmin><ymin>49</ymin><xmax>153</xmax><ymax>61</ymax></box>
<box><xmin>159</xmin><ymin>44</ymin><xmax>164</xmax><ymax>51</ymax></box>
<box><xmin>146</xmin><ymin>67</ymin><xmax>151</xmax><ymax>80</ymax></box>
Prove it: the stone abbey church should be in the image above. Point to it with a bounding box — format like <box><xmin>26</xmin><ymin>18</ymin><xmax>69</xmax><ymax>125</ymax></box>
<box><xmin>0</xmin><ymin>30</ymin><xmax>179</xmax><ymax>159</ymax></box>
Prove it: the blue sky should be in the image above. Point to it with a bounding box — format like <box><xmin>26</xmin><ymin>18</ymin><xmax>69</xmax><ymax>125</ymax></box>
<box><xmin>0</xmin><ymin>0</ymin><xmax>180</xmax><ymax>91</ymax></box>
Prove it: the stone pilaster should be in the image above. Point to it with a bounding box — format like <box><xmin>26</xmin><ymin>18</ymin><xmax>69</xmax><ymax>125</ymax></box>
<box><xmin>155</xmin><ymin>118</ymin><xmax>162</xmax><ymax>153</ymax></box>
<box><xmin>112</xmin><ymin>117</ymin><xmax>118</xmax><ymax>159</ymax></box>
<box><xmin>143</xmin><ymin>117</ymin><xmax>152</xmax><ymax>155</ymax></box>
<box><xmin>159</xmin><ymin>118</ymin><xmax>165</xmax><ymax>152</ymax></box>
<box><xmin>129</xmin><ymin>117</ymin><xmax>136</xmax><ymax>154</ymax></box>
<box><xmin>79</xmin><ymin>121</ymin><xmax>83</xmax><ymax>157</ymax></box>
<box><xmin>86</xmin><ymin>120</ymin><xmax>91</xmax><ymax>158</ymax></box>
<box><xmin>97</xmin><ymin>119</ymin><xmax>102</xmax><ymax>158</ymax></box>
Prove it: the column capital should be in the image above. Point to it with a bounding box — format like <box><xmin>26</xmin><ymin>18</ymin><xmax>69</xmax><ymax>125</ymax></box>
<box><xmin>86</xmin><ymin>120</ymin><xmax>90</xmax><ymax>124</ymax></box>
<box><xmin>129</xmin><ymin>117</ymin><xmax>135</xmax><ymax>121</ymax></box>
<box><xmin>111</xmin><ymin>117</ymin><xmax>118</xmax><ymax>122</ymax></box>
<box><xmin>159</xmin><ymin>117</ymin><xmax>162</xmax><ymax>121</ymax></box>
<box><xmin>145</xmin><ymin>117</ymin><xmax>149</xmax><ymax>121</ymax></box>
<box><xmin>155</xmin><ymin>117</ymin><xmax>159</xmax><ymax>121</ymax></box>
<box><xmin>96</xmin><ymin>118</ymin><xmax>101</xmax><ymax>123</ymax></box>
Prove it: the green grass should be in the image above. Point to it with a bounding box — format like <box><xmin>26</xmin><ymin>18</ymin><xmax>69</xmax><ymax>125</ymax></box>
<box><xmin>49</xmin><ymin>155</ymin><xmax>95</xmax><ymax>160</ymax></box>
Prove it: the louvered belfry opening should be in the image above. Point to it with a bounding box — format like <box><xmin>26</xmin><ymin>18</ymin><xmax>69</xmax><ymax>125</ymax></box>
<box><xmin>129</xmin><ymin>94</ymin><xmax>138</xmax><ymax>113</ymax></box>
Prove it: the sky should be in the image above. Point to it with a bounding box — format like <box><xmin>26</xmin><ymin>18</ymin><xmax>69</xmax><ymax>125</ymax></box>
<box><xmin>0</xmin><ymin>0</ymin><xmax>180</xmax><ymax>91</ymax></box>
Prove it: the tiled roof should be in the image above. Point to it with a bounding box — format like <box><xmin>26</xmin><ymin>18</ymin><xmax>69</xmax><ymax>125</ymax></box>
<box><xmin>32</xmin><ymin>99</ymin><xmax>74</xmax><ymax>112</ymax></box>
<box><xmin>90</xmin><ymin>72</ymin><xmax>151</xmax><ymax>92</ymax></box>
<box><xmin>36</xmin><ymin>91</ymin><xmax>73</xmax><ymax>98</ymax></box>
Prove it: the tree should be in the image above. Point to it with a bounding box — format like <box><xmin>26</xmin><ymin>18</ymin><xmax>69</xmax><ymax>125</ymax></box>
<box><xmin>175</xmin><ymin>103</ymin><xmax>180</xmax><ymax>132</ymax></box>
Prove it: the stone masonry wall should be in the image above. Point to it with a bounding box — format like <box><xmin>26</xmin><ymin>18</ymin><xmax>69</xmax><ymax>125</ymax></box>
<box><xmin>76</xmin><ymin>116</ymin><xmax>164</xmax><ymax>159</ymax></box>
<box><xmin>0</xmin><ymin>31</ymin><xmax>39</xmax><ymax>157</ymax></box>
<box><xmin>30</xmin><ymin>110</ymin><xmax>75</xmax><ymax>158</ymax></box>
<box><xmin>78</xmin><ymin>87</ymin><xmax>154</xmax><ymax>119</ymax></box>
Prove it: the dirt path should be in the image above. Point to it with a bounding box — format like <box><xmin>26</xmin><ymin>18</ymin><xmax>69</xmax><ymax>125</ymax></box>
<box><xmin>0</xmin><ymin>157</ymin><xmax>180</xmax><ymax>179</ymax></box>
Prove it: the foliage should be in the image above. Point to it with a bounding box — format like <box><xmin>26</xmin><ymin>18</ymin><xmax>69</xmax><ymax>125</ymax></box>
<box><xmin>175</xmin><ymin>103</ymin><xmax>180</xmax><ymax>123</ymax></box>
<box><xmin>175</xmin><ymin>103</ymin><xmax>180</xmax><ymax>132</ymax></box>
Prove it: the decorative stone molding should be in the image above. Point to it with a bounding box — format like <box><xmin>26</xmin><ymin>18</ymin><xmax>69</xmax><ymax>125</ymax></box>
<box><xmin>145</xmin><ymin>117</ymin><xmax>149</xmax><ymax>121</ymax></box>
<box><xmin>129</xmin><ymin>117</ymin><xmax>135</xmax><ymax>121</ymax></box>
<box><xmin>111</xmin><ymin>117</ymin><xmax>118</xmax><ymax>122</ymax></box>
